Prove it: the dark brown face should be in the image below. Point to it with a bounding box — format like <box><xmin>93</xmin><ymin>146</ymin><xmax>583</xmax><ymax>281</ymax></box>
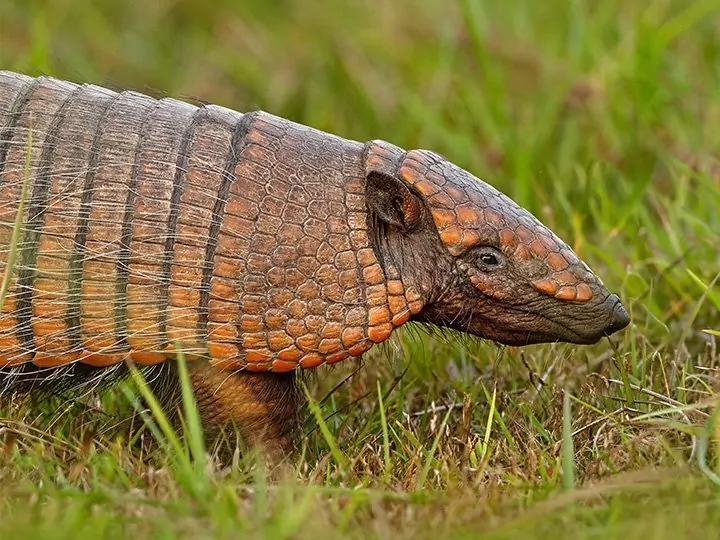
<box><xmin>416</xmin><ymin>264</ymin><xmax>630</xmax><ymax>346</ymax></box>
<box><xmin>364</xmin><ymin>148</ymin><xmax>630</xmax><ymax>347</ymax></box>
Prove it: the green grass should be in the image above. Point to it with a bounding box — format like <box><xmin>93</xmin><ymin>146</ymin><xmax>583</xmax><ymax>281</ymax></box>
<box><xmin>1</xmin><ymin>0</ymin><xmax>720</xmax><ymax>537</ymax></box>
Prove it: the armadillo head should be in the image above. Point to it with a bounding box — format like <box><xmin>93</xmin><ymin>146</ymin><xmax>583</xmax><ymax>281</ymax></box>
<box><xmin>363</xmin><ymin>142</ymin><xmax>629</xmax><ymax>346</ymax></box>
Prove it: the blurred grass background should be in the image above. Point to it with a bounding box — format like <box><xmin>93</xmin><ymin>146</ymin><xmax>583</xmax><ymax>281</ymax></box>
<box><xmin>1</xmin><ymin>0</ymin><xmax>720</xmax><ymax>538</ymax></box>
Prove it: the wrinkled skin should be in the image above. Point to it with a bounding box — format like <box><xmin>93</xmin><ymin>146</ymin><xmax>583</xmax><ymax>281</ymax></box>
<box><xmin>417</xmin><ymin>272</ymin><xmax>627</xmax><ymax>346</ymax></box>
<box><xmin>364</xmin><ymin>145</ymin><xmax>629</xmax><ymax>347</ymax></box>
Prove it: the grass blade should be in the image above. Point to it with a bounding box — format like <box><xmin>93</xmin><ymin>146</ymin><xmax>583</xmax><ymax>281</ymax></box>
<box><xmin>0</xmin><ymin>125</ymin><xmax>32</xmax><ymax>311</ymax></box>
<box><xmin>303</xmin><ymin>383</ymin><xmax>348</xmax><ymax>469</ymax></box>
<box><xmin>174</xmin><ymin>345</ymin><xmax>206</xmax><ymax>471</ymax></box>
<box><xmin>562</xmin><ymin>390</ymin><xmax>575</xmax><ymax>492</ymax></box>
<box><xmin>377</xmin><ymin>380</ymin><xmax>391</xmax><ymax>474</ymax></box>
<box><xmin>416</xmin><ymin>406</ymin><xmax>453</xmax><ymax>491</ymax></box>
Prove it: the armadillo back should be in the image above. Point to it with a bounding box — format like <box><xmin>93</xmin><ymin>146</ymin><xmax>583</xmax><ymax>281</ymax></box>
<box><xmin>0</xmin><ymin>71</ymin><xmax>246</xmax><ymax>370</ymax></box>
<box><xmin>0</xmin><ymin>72</ymin><xmax>397</xmax><ymax>376</ymax></box>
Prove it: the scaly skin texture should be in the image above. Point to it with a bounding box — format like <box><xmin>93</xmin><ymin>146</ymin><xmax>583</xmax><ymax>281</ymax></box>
<box><xmin>205</xmin><ymin>113</ymin><xmax>417</xmax><ymax>373</ymax></box>
<box><xmin>0</xmin><ymin>71</ymin><xmax>629</xmax><ymax>456</ymax></box>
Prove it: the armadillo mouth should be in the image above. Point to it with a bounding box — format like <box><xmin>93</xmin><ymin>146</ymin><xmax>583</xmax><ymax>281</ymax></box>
<box><xmin>496</xmin><ymin>304</ymin><xmax>618</xmax><ymax>346</ymax></box>
<box><xmin>460</xmin><ymin>306</ymin><xmax>606</xmax><ymax>346</ymax></box>
<box><xmin>413</xmin><ymin>295</ymin><xmax>622</xmax><ymax>346</ymax></box>
<box><xmin>478</xmin><ymin>315</ymin><xmax>592</xmax><ymax>346</ymax></box>
<box><xmin>414</xmin><ymin>306</ymin><xmax>593</xmax><ymax>346</ymax></box>
<box><xmin>499</xmin><ymin>313</ymin><xmax>596</xmax><ymax>346</ymax></box>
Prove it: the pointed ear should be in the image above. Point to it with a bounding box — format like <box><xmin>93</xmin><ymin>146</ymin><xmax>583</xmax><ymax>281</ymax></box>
<box><xmin>365</xmin><ymin>171</ymin><xmax>423</xmax><ymax>232</ymax></box>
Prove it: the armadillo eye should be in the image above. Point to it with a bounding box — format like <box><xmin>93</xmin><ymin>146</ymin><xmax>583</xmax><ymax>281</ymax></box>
<box><xmin>480</xmin><ymin>253</ymin><xmax>498</xmax><ymax>265</ymax></box>
<box><xmin>475</xmin><ymin>246</ymin><xmax>505</xmax><ymax>271</ymax></box>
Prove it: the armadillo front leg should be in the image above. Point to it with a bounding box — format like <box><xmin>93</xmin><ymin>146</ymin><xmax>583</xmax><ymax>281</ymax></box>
<box><xmin>187</xmin><ymin>363</ymin><xmax>302</xmax><ymax>458</ymax></box>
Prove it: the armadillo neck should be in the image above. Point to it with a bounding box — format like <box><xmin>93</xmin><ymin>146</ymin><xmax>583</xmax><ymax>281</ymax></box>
<box><xmin>0</xmin><ymin>71</ymin><xmax>417</xmax><ymax>372</ymax></box>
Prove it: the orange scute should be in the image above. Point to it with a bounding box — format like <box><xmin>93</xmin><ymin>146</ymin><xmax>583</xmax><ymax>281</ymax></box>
<box><xmin>325</xmin><ymin>350</ymin><xmax>349</xmax><ymax>364</ymax></box>
<box><xmin>439</xmin><ymin>226</ymin><xmax>462</xmax><ymax>247</ymax></box>
<box><xmin>81</xmin><ymin>353</ymin><xmax>125</xmax><ymax>367</ymax></box>
<box><xmin>271</xmin><ymin>359</ymin><xmax>297</xmax><ymax>372</ymax></box>
<box><xmin>386</xmin><ymin>279</ymin><xmax>404</xmax><ymax>296</ymax></box>
<box><xmin>348</xmin><ymin>340</ymin><xmax>373</xmax><ymax>357</ymax></box>
<box><xmin>431</xmin><ymin>208</ymin><xmax>456</xmax><ymax>230</ymax></box>
<box><xmin>341</xmin><ymin>326</ymin><xmax>364</xmax><ymax>347</ymax></box>
<box><xmin>388</xmin><ymin>294</ymin><xmax>408</xmax><ymax>316</ymax></box>
<box><xmin>460</xmin><ymin>229</ymin><xmax>481</xmax><ymax>249</ymax></box>
<box><xmin>0</xmin><ymin>351</ymin><xmax>31</xmax><ymax>366</ymax></box>
<box><xmin>456</xmin><ymin>204</ymin><xmax>481</xmax><ymax>227</ymax></box>
<box><xmin>245</xmin><ymin>349</ymin><xmax>271</xmax><ymax>363</ymax></box>
<box><xmin>499</xmin><ymin>229</ymin><xmax>517</xmax><ymax>249</ymax></box>
<box><xmin>33</xmin><ymin>351</ymin><xmax>80</xmax><ymax>367</ymax></box>
<box><xmin>514</xmin><ymin>245</ymin><xmax>533</xmax><ymax>261</ymax></box>
<box><xmin>530</xmin><ymin>239</ymin><xmax>549</xmax><ymax>257</ymax></box>
<box><xmin>368</xmin><ymin>323</ymin><xmax>393</xmax><ymax>343</ymax></box>
<box><xmin>532</xmin><ymin>278</ymin><xmax>558</xmax><ymax>297</ymax></box>
<box><xmin>299</xmin><ymin>352</ymin><xmax>324</xmax><ymax>369</ymax></box>
<box><xmin>277</xmin><ymin>346</ymin><xmax>302</xmax><ymax>363</ymax></box>
<box><xmin>555</xmin><ymin>286</ymin><xmax>577</xmax><ymax>301</ymax></box>
<box><xmin>129</xmin><ymin>351</ymin><xmax>167</xmax><ymax>365</ymax></box>
<box><xmin>207</xmin><ymin>341</ymin><xmax>238</xmax><ymax>359</ymax></box>
<box><xmin>391</xmin><ymin>309</ymin><xmax>411</xmax><ymax>326</ymax></box>
<box><xmin>554</xmin><ymin>270</ymin><xmax>579</xmax><ymax>286</ymax></box>
<box><xmin>546</xmin><ymin>252</ymin><xmax>569</xmax><ymax>271</ymax></box>
<box><xmin>575</xmin><ymin>283</ymin><xmax>593</xmax><ymax>302</ymax></box>
<box><xmin>368</xmin><ymin>306</ymin><xmax>390</xmax><ymax>326</ymax></box>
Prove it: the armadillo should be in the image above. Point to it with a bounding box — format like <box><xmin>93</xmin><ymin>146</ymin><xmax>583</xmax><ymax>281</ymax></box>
<box><xmin>0</xmin><ymin>71</ymin><xmax>629</xmax><ymax>453</ymax></box>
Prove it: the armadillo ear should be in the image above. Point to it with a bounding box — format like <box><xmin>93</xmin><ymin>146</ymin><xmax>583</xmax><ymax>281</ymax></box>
<box><xmin>365</xmin><ymin>171</ymin><xmax>423</xmax><ymax>232</ymax></box>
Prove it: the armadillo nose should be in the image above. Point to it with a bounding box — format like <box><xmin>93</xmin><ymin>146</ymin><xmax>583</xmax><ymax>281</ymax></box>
<box><xmin>604</xmin><ymin>295</ymin><xmax>630</xmax><ymax>336</ymax></box>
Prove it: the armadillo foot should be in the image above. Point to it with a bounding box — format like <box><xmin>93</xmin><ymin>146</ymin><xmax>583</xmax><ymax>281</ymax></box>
<box><xmin>186</xmin><ymin>362</ymin><xmax>301</xmax><ymax>461</ymax></box>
